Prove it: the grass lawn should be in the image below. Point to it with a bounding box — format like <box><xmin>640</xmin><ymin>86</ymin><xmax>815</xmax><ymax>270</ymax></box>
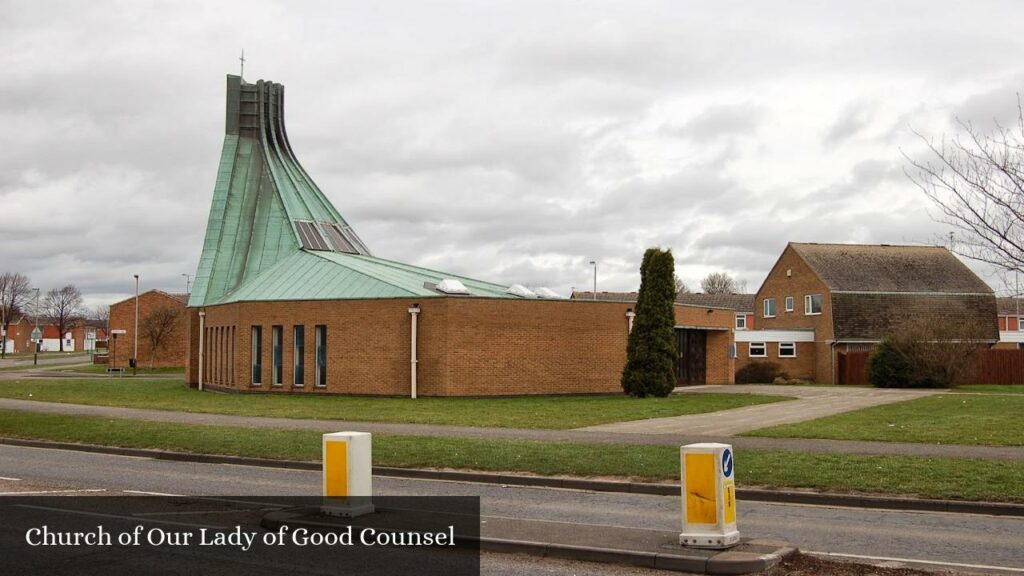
<box><xmin>954</xmin><ymin>384</ymin><xmax>1024</xmax><ymax>394</ymax></box>
<box><xmin>0</xmin><ymin>379</ymin><xmax>790</xmax><ymax>430</ymax></box>
<box><xmin>0</xmin><ymin>410</ymin><xmax>1020</xmax><ymax>502</ymax></box>
<box><xmin>746</xmin><ymin>394</ymin><xmax>1024</xmax><ymax>446</ymax></box>
<box><xmin>52</xmin><ymin>365</ymin><xmax>185</xmax><ymax>375</ymax></box>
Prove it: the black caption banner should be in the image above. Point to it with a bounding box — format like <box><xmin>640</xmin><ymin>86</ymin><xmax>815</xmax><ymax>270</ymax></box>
<box><xmin>0</xmin><ymin>496</ymin><xmax>480</xmax><ymax>576</ymax></box>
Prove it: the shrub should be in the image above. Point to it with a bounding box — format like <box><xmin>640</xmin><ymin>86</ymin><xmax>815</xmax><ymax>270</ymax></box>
<box><xmin>621</xmin><ymin>248</ymin><xmax>677</xmax><ymax>397</ymax></box>
<box><xmin>735</xmin><ymin>362</ymin><xmax>786</xmax><ymax>384</ymax></box>
<box><xmin>867</xmin><ymin>337</ymin><xmax>912</xmax><ymax>388</ymax></box>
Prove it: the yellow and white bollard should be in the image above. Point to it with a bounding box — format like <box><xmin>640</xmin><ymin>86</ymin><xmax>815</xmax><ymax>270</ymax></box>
<box><xmin>322</xmin><ymin>431</ymin><xmax>375</xmax><ymax>517</ymax></box>
<box><xmin>679</xmin><ymin>442</ymin><xmax>739</xmax><ymax>549</ymax></box>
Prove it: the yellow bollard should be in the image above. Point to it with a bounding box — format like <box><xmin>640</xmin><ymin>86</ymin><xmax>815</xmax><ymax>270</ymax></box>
<box><xmin>679</xmin><ymin>442</ymin><xmax>739</xmax><ymax>548</ymax></box>
<box><xmin>322</xmin><ymin>431</ymin><xmax>374</xmax><ymax>517</ymax></box>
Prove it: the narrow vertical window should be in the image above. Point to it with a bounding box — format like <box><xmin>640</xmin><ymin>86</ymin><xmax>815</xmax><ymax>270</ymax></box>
<box><xmin>251</xmin><ymin>326</ymin><xmax>262</xmax><ymax>385</ymax></box>
<box><xmin>315</xmin><ymin>324</ymin><xmax>327</xmax><ymax>387</ymax></box>
<box><xmin>272</xmin><ymin>325</ymin><xmax>283</xmax><ymax>386</ymax></box>
<box><xmin>293</xmin><ymin>325</ymin><xmax>305</xmax><ymax>386</ymax></box>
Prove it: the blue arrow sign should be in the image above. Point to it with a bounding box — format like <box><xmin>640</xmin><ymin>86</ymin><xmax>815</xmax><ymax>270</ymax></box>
<box><xmin>722</xmin><ymin>449</ymin><xmax>734</xmax><ymax>478</ymax></box>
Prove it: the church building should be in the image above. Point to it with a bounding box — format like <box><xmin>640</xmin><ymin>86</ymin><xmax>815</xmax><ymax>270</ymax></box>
<box><xmin>184</xmin><ymin>75</ymin><xmax>734</xmax><ymax>395</ymax></box>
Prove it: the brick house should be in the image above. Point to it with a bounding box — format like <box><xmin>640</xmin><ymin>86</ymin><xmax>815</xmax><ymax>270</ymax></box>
<box><xmin>2</xmin><ymin>317</ymin><xmax>106</xmax><ymax>353</ymax></box>
<box><xmin>994</xmin><ymin>297</ymin><xmax>1024</xmax><ymax>349</ymax></box>
<box><xmin>109</xmin><ymin>290</ymin><xmax>188</xmax><ymax>368</ymax></box>
<box><xmin>740</xmin><ymin>243</ymin><xmax>998</xmax><ymax>384</ymax></box>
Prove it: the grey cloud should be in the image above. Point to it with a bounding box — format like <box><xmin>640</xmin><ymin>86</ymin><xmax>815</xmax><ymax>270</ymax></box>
<box><xmin>823</xmin><ymin>101</ymin><xmax>874</xmax><ymax>147</ymax></box>
<box><xmin>662</xmin><ymin>104</ymin><xmax>763</xmax><ymax>142</ymax></box>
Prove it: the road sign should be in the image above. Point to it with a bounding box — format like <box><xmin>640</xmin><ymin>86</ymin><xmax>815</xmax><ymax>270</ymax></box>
<box><xmin>111</xmin><ymin>329</ymin><xmax>127</xmax><ymax>335</ymax></box>
<box><xmin>30</xmin><ymin>327</ymin><xmax>42</xmax><ymax>341</ymax></box>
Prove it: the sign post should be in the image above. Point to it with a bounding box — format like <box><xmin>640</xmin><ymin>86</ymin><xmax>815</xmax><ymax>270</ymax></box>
<box><xmin>322</xmin><ymin>431</ymin><xmax>374</xmax><ymax>517</ymax></box>
<box><xmin>30</xmin><ymin>327</ymin><xmax>42</xmax><ymax>365</ymax></box>
<box><xmin>679</xmin><ymin>442</ymin><xmax>740</xmax><ymax>549</ymax></box>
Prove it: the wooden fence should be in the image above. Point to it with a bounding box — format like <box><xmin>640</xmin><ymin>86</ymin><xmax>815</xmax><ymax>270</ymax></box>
<box><xmin>839</xmin><ymin>348</ymin><xmax>1024</xmax><ymax>385</ymax></box>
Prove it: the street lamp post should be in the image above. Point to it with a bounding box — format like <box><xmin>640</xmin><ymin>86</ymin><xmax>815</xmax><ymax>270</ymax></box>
<box><xmin>32</xmin><ymin>288</ymin><xmax>40</xmax><ymax>365</ymax></box>
<box><xmin>133</xmin><ymin>274</ymin><xmax>139</xmax><ymax>376</ymax></box>
<box><xmin>182</xmin><ymin>273</ymin><xmax>192</xmax><ymax>294</ymax></box>
<box><xmin>589</xmin><ymin>261</ymin><xmax>597</xmax><ymax>300</ymax></box>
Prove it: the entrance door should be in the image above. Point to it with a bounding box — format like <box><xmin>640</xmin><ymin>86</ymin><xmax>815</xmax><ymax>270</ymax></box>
<box><xmin>675</xmin><ymin>329</ymin><xmax>707</xmax><ymax>386</ymax></box>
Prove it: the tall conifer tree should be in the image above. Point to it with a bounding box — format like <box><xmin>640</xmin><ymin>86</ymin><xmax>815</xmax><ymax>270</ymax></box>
<box><xmin>621</xmin><ymin>248</ymin><xmax>677</xmax><ymax>397</ymax></box>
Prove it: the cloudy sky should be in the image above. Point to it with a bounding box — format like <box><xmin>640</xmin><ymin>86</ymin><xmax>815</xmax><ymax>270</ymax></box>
<box><xmin>4</xmin><ymin>0</ymin><xmax>1024</xmax><ymax>308</ymax></box>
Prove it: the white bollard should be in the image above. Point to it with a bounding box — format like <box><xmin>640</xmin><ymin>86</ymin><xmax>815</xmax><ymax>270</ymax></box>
<box><xmin>322</xmin><ymin>431</ymin><xmax>375</xmax><ymax>517</ymax></box>
<box><xmin>679</xmin><ymin>442</ymin><xmax>739</xmax><ymax>548</ymax></box>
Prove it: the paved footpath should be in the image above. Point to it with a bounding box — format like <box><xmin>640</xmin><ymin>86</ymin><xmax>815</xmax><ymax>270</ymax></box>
<box><xmin>1</xmin><ymin>396</ymin><xmax>1021</xmax><ymax>461</ymax></box>
<box><xmin>580</xmin><ymin>384</ymin><xmax>944</xmax><ymax>435</ymax></box>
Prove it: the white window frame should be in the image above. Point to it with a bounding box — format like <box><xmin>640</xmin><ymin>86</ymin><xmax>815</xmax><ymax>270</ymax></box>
<box><xmin>1018</xmin><ymin>316</ymin><xmax>1024</xmax><ymax>332</ymax></box>
<box><xmin>784</xmin><ymin>296</ymin><xmax>794</xmax><ymax>312</ymax></box>
<box><xmin>748</xmin><ymin>342</ymin><xmax>767</xmax><ymax>357</ymax></box>
<box><xmin>763</xmin><ymin>298</ymin><xmax>776</xmax><ymax>318</ymax></box>
<box><xmin>778</xmin><ymin>342</ymin><xmax>796</xmax><ymax>358</ymax></box>
<box><xmin>735</xmin><ymin>314</ymin><xmax>746</xmax><ymax>330</ymax></box>
<box><xmin>804</xmin><ymin>294</ymin><xmax>823</xmax><ymax>316</ymax></box>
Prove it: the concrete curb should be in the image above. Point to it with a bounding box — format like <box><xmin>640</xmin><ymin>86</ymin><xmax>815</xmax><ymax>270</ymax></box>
<box><xmin>260</xmin><ymin>508</ymin><xmax>797</xmax><ymax>575</ymax></box>
<box><xmin>3</xmin><ymin>437</ymin><xmax>1022</xmax><ymax>517</ymax></box>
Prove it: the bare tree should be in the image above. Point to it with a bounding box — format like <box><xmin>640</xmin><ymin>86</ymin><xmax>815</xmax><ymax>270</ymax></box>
<box><xmin>700</xmin><ymin>272</ymin><xmax>740</xmax><ymax>294</ymax></box>
<box><xmin>141</xmin><ymin>304</ymin><xmax>181</xmax><ymax>368</ymax></box>
<box><xmin>906</xmin><ymin>99</ymin><xmax>1024</xmax><ymax>271</ymax></box>
<box><xmin>674</xmin><ymin>274</ymin><xmax>691</xmax><ymax>297</ymax></box>
<box><xmin>0</xmin><ymin>272</ymin><xmax>32</xmax><ymax>358</ymax></box>
<box><xmin>42</xmin><ymin>285</ymin><xmax>84</xmax><ymax>352</ymax></box>
<box><xmin>91</xmin><ymin>305</ymin><xmax>110</xmax><ymax>332</ymax></box>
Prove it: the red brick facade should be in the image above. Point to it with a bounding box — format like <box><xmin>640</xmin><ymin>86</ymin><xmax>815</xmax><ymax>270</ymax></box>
<box><xmin>185</xmin><ymin>298</ymin><xmax>734</xmax><ymax>396</ymax></box>
<box><xmin>109</xmin><ymin>290</ymin><xmax>188</xmax><ymax>368</ymax></box>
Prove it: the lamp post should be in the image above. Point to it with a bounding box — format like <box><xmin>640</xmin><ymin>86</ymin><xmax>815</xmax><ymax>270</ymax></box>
<box><xmin>32</xmin><ymin>288</ymin><xmax>40</xmax><ymax>365</ymax></box>
<box><xmin>182</xmin><ymin>273</ymin><xmax>192</xmax><ymax>294</ymax></box>
<box><xmin>133</xmin><ymin>274</ymin><xmax>139</xmax><ymax>376</ymax></box>
<box><xmin>589</xmin><ymin>261</ymin><xmax>597</xmax><ymax>300</ymax></box>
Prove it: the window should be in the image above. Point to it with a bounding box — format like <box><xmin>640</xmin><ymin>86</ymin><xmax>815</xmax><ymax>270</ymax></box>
<box><xmin>315</xmin><ymin>325</ymin><xmax>327</xmax><ymax>387</ymax></box>
<box><xmin>763</xmin><ymin>298</ymin><xmax>776</xmax><ymax>318</ymax></box>
<box><xmin>293</xmin><ymin>325</ymin><xmax>305</xmax><ymax>386</ymax></box>
<box><xmin>250</xmin><ymin>326</ymin><xmax>262</xmax><ymax>385</ymax></box>
<box><xmin>805</xmin><ymin>294</ymin><xmax>823</xmax><ymax>315</ymax></box>
<box><xmin>779</xmin><ymin>342</ymin><xmax>796</xmax><ymax>358</ymax></box>
<box><xmin>271</xmin><ymin>326</ymin><xmax>283</xmax><ymax>386</ymax></box>
<box><xmin>1018</xmin><ymin>316</ymin><xmax>1024</xmax><ymax>332</ymax></box>
<box><xmin>749</xmin><ymin>342</ymin><xmax>766</xmax><ymax>357</ymax></box>
<box><xmin>785</xmin><ymin>296</ymin><xmax>794</xmax><ymax>312</ymax></box>
<box><xmin>735</xmin><ymin>314</ymin><xmax>746</xmax><ymax>330</ymax></box>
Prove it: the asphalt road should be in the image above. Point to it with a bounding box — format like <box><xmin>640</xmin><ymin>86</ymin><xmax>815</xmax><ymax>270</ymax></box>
<box><xmin>0</xmin><ymin>445</ymin><xmax>1021</xmax><ymax>574</ymax></box>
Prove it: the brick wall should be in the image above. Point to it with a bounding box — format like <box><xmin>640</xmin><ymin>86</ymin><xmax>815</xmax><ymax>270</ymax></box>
<box><xmin>109</xmin><ymin>291</ymin><xmax>188</xmax><ymax>368</ymax></box>
<box><xmin>735</xmin><ymin>342</ymin><xmax>816</xmax><ymax>381</ymax></box>
<box><xmin>756</xmin><ymin>245</ymin><xmax>834</xmax><ymax>383</ymax></box>
<box><xmin>184</xmin><ymin>297</ymin><xmax>735</xmax><ymax>396</ymax></box>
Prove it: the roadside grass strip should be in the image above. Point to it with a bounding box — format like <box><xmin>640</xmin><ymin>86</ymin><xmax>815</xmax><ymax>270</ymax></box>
<box><xmin>0</xmin><ymin>410</ymin><xmax>1021</xmax><ymax>502</ymax></box>
<box><xmin>745</xmin><ymin>394</ymin><xmax>1024</xmax><ymax>447</ymax></box>
<box><xmin>0</xmin><ymin>379</ymin><xmax>788</xmax><ymax>429</ymax></box>
<box><xmin>953</xmin><ymin>384</ymin><xmax>1024</xmax><ymax>394</ymax></box>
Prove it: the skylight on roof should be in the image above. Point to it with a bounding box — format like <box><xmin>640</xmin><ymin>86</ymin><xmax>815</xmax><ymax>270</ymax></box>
<box><xmin>506</xmin><ymin>284</ymin><xmax>536</xmax><ymax>298</ymax></box>
<box><xmin>295</xmin><ymin>220</ymin><xmax>330</xmax><ymax>251</ymax></box>
<box><xmin>534</xmin><ymin>287</ymin><xmax>562</xmax><ymax>299</ymax></box>
<box><xmin>319</xmin><ymin>222</ymin><xmax>357</xmax><ymax>254</ymax></box>
<box><xmin>436</xmin><ymin>278</ymin><xmax>470</xmax><ymax>295</ymax></box>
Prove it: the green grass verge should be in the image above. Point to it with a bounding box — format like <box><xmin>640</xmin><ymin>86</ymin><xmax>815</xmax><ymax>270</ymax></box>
<box><xmin>746</xmin><ymin>394</ymin><xmax>1024</xmax><ymax>446</ymax></box>
<box><xmin>0</xmin><ymin>379</ymin><xmax>790</xmax><ymax>429</ymax></box>
<box><xmin>954</xmin><ymin>385</ymin><xmax>1024</xmax><ymax>394</ymax></box>
<box><xmin>52</xmin><ymin>365</ymin><xmax>185</xmax><ymax>375</ymax></box>
<box><xmin>0</xmin><ymin>410</ymin><xmax>1020</xmax><ymax>502</ymax></box>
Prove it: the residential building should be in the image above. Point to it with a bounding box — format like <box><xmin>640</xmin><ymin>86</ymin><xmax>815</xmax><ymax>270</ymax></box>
<box><xmin>739</xmin><ymin>242</ymin><xmax>998</xmax><ymax>384</ymax></box>
<box><xmin>109</xmin><ymin>290</ymin><xmax>188</xmax><ymax>368</ymax></box>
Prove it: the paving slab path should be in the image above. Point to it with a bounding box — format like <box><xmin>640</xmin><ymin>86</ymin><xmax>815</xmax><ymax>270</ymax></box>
<box><xmin>0</xmin><ymin>396</ymin><xmax>1021</xmax><ymax>461</ymax></box>
<box><xmin>576</xmin><ymin>385</ymin><xmax>944</xmax><ymax>436</ymax></box>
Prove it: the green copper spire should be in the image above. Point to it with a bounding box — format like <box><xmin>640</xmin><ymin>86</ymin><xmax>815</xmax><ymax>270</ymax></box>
<box><xmin>189</xmin><ymin>75</ymin><xmax>371</xmax><ymax>307</ymax></box>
